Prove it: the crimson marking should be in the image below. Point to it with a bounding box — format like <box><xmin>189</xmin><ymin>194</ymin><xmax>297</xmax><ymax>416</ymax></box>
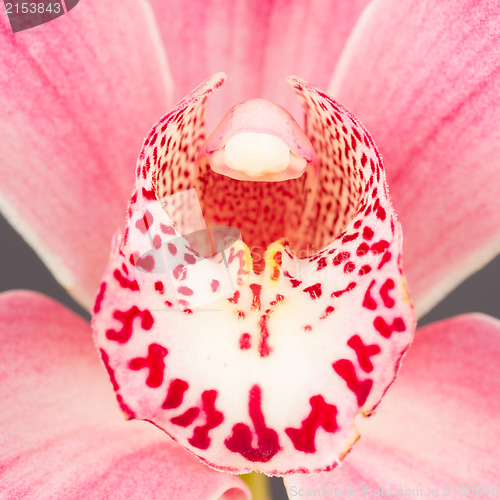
<box><xmin>285</xmin><ymin>395</ymin><xmax>338</xmax><ymax>452</ymax></box>
<box><xmin>135</xmin><ymin>211</ymin><xmax>154</xmax><ymax>233</ymax></box>
<box><xmin>371</xmin><ymin>240</ymin><xmax>390</xmax><ymax>254</ymax></box>
<box><xmin>171</xmin><ymin>407</ymin><xmax>200</xmax><ymax>427</ymax></box>
<box><xmin>153</xmin><ymin>235</ymin><xmax>162</xmax><ymax>249</ymax></box>
<box><xmin>93</xmin><ymin>282</ymin><xmax>106</xmax><ymax>314</ymax></box>
<box><xmin>155</xmin><ymin>281</ymin><xmax>164</xmax><ymax>294</ymax></box>
<box><xmin>380</xmin><ymin>278</ymin><xmax>395</xmax><ymax>308</ymax></box>
<box><xmin>142</xmin><ymin>187</ymin><xmax>157</xmax><ymax>200</ymax></box>
<box><xmin>228</xmin><ymin>290</ymin><xmax>240</xmax><ymax>304</ymax></box>
<box><xmin>258</xmin><ymin>315</ymin><xmax>272</xmax><ymax>357</ymax></box>
<box><xmin>162</xmin><ymin>379</ymin><xmax>189</xmax><ymax>409</ymax></box>
<box><xmin>100</xmin><ymin>349</ymin><xmax>135</xmax><ymax>419</ymax></box>
<box><xmin>359</xmin><ymin>265</ymin><xmax>372</xmax><ymax>276</ymax></box>
<box><xmin>378</xmin><ymin>251</ymin><xmax>392</xmax><ymax>270</ymax></box>
<box><xmin>376</xmin><ymin>206</ymin><xmax>386</xmax><ymax>221</ymax></box>
<box><xmin>113</xmin><ymin>269</ymin><xmax>139</xmax><ymax>291</ymax></box>
<box><xmin>129</xmin><ymin>343</ymin><xmax>168</xmax><ymax>388</ymax></box>
<box><xmin>189</xmin><ymin>390</ymin><xmax>224</xmax><ymax>450</ymax></box>
<box><xmin>250</xmin><ymin>283</ymin><xmax>262</xmax><ymax>310</ymax></box>
<box><xmin>363</xmin><ymin>226</ymin><xmax>374</xmax><ymax>240</ymax></box>
<box><xmin>225</xmin><ymin>385</ymin><xmax>280</xmax><ymax>462</ymax></box>
<box><xmin>357</xmin><ymin>242</ymin><xmax>370</xmax><ymax>257</ymax></box>
<box><xmin>347</xmin><ymin>335</ymin><xmax>381</xmax><ymax>373</ymax></box>
<box><xmin>317</xmin><ymin>257</ymin><xmax>327</xmax><ymax>270</ymax></box>
<box><xmin>239</xmin><ymin>333</ymin><xmax>251</xmax><ymax>350</ymax></box>
<box><xmin>342</xmin><ymin>232</ymin><xmax>359</xmax><ymax>243</ymax></box>
<box><xmin>331</xmin><ymin>282</ymin><xmax>356</xmax><ymax>298</ymax></box>
<box><xmin>106</xmin><ymin>306</ymin><xmax>154</xmax><ymax>343</ymax></box>
<box><xmin>303</xmin><ymin>283</ymin><xmax>322</xmax><ymax>299</ymax></box>
<box><xmin>362</xmin><ymin>280</ymin><xmax>377</xmax><ymax>310</ymax></box>
<box><xmin>374</xmin><ymin>316</ymin><xmax>406</xmax><ymax>338</ymax></box>
<box><xmin>332</xmin><ymin>252</ymin><xmax>350</xmax><ymax>266</ymax></box>
<box><xmin>333</xmin><ymin>359</ymin><xmax>372</xmax><ymax>406</ymax></box>
<box><xmin>343</xmin><ymin>262</ymin><xmax>355</xmax><ymax>273</ymax></box>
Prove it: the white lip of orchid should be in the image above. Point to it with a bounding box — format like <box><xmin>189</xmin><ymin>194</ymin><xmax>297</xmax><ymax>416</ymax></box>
<box><xmin>91</xmin><ymin>74</ymin><xmax>416</xmax><ymax>476</ymax></box>
<box><xmin>201</xmin><ymin>98</ymin><xmax>316</xmax><ymax>182</ymax></box>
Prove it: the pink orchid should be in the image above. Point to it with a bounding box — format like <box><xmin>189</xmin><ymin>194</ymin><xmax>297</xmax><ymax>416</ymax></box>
<box><xmin>1</xmin><ymin>0</ymin><xmax>499</xmax><ymax>498</ymax></box>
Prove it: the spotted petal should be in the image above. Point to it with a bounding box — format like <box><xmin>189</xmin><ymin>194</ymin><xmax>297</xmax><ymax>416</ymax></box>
<box><xmin>92</xmin><ymin>75</ymin><xmax>416</xmax><ymax>475</ymax></box>
<box><xmin>0</xmin><ymin>291</ymin><xmax>250</xmax><ymax>499</ymax></box>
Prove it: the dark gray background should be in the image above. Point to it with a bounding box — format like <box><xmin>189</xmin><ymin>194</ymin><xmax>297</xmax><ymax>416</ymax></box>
<box><xmin>0</xmin><ymin>212</ymin><xmax>498</xmax><ymax>499</ymax></box>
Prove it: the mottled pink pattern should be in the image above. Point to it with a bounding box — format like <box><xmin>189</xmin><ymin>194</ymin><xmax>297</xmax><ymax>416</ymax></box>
<box><xmin>329</xmin><ymin>0</ymin><xmax>500</xmax><ymax>316</ymax></box>
<box><xmin>286</xmin><ymin>314</ymin><xmax>500</xmax><ymax>492</ymax></box>
<box><xmin>0</xmin><ymin>291</ymin><xmax>250</xmax><ymax>500</ymax></box>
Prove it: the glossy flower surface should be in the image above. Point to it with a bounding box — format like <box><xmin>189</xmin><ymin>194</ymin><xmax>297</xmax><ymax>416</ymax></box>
<box><xmin>0</xmin><ymin>0</ymin><xmax>499</xmax><ymax>498</ymax></box>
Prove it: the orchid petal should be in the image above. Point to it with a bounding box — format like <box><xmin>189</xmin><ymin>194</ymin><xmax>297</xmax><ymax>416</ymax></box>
<box><xmin>92</xmin><ymin>75</ymin><xmax>416</xmax><ymax>475</ymax></box>
<box><xmin>0</xmin><ymin>290</ymin><xmax>250</xmax><ymax>500</ymax></box>
<box><xmin>285</xmin><ymin>314</ymin><xmax>500</xmax><ymax>494</ymax></box>
<box><xmin>148</xmin><ymin>0</ymin><xmax>370</xmax><ymax>124</ymax></box>
<box><xmin>328</xmin><ymin>0</ymin><xmax>500</xmax><ymax>317</ymax></box>
<box><xmin>0</xmin><ymin>0</ymin><xmax>172</xmax><ymax>310</ymax></box>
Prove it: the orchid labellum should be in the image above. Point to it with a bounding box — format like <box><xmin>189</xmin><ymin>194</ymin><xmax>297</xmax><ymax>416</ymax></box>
<box><xmin>92</xmin><ymin>73</ymin><xmax>416</xmax><ymax>475</ymax></box>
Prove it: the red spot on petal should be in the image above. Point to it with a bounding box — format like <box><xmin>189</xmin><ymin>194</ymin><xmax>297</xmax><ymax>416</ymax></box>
<box><xmin>374</xmin><ymin>316</ymin><xmax>406</xmax><ymax>338</ymax></box>
<box><xmin>162</xmin><ymin>379</ymin><xmax>189</xmax><ymax>409</ymax></box>
<box><xmin>258</xmin><ymin>315</ymin><xmax>272</xmax><ymax>357</ymax></box>
<box><xmin>332</xmin><ymin>252</ymin><xmax>350</xmax><ymax>266</ymax></box>
<box><xmin>178</xmin><ymin>286</ymin><xmax>194</xmax><ymax>296</ymax></box>
<box><xmin>135</xmin><ymin>211</ymin><xmax>154</xmax><ymax>233</ymax></box>
<box><xmin>142</xmin><ymin>187</ymin><xmax>157</xmax><ymax>200</ymax></box>
<box><xmin>228</xmin><ymin>290</ymin><xmax>240</xmax><ymax>304</ymax></box>
<box><xmin>347</xmin><ymin>335</ymin><xmax>381</xmax><ymax>373</ymax></box>
<box><xmin>129</xmin><ymin>343</ymin><xmax>168</xmax><ymax>388</ymax></box>
<box><xmin>250</xmin><ymin>283</ymin><xmax>262</xmax><ymax>310</ymax></box>
<box><xmin>363</xmin><ymin>226</ymin><xmax>374</xmax><ymax>240</ymax></box>
<box><xmin>114</xmin><ymin>269</ymin><xmax>140</xmax><ymax>291</ymax></box>
<box><xmin>333</xmin><ymin>359</ymin><xmax>372</xmax><ymax>406</ymax></box>
<box><xmin>362</xmin><ymin>280</ymin><xmax>377</xmax><ymax>310</ymax></box>
<box><xmin>136</xmin><ymin>255</ymin><xmax>155</xmax><ymax>272</ymax></box>
<box><xmin>173</xmin><ymin>264</ymin><xmax>187</xmax><ymax>280</ymax></box>
<box><xmin>285</xmin><ymin>395</ymin><xmax>338</xmax><ymax>453</ymax></box>
<box><xmin>378</xmin><ymin>251</ymin><xmax>392</xmax><ymax>270</ymax></box>
<box><xmin>376</xmin><ymin>206</ymin><xmax>386</xmax><ymax>221</ymax></box>
<box><xmin>155</xmin><ymin>281</ymin><xmax>164</xmax><ymax>294</ymax></box>
<box><xmin>359</xmin><ymin>265</ymin><xmax>372</xmax><ymax>276</ymax></box>
<box><xmin>303</xmin><ymin>283</ymin><xmax>322</xmax><ymax>299</ymax></box>
<box><xmin>343</xmin><ymin>262</ymin><xmax>355</xmax><ymax>273</ymax></box>
<box><xmin>106</xmin><ymin>307</ymin><xmax>154</xmax><ymax>343</ymax></box>
<box><xmin>171</xmin><ymin>407</ymin><xmax>200</xmax><ymax>427</ymax></box>
<box><xmin>380</xmin><ymin>278</ymin><xmax>396</xmax><ymax>308</ymax></box>
<box><xmin>239</xmin><ymin>333</ymin><xmax>251</xmax><ymax>350</ymax></box>
<box><xmin>167</xmin><ymin>242</ymin><xmax>177</xmax><ymax>255</ymax></box>
<box><xmin>211</xmin><ymin>279</ymin><xmax>220</xmax><ymax>292</ymax></box>
<box><xmin>184</xmin><ymin>253</ymin><xmax>197</xmax><ymax>265</ymax></box>
<box><xmin>93</xmin><ymin>282</ymin><xmax>106</xmax><ymax>314</ymax></box>
<box><xmin>189</xmin><ymin>390</ymin><xmax>224</xmax><ymax>450</ymax></box>
<box><xmin>371</xmin><ymin>240</ymin><xmax>390</xmax><ymax>255</ymax></box>
<box><xmin>153</xmin><ymin>235</ymin><xmax>162</xmax><ymax>249</ymax></box>
<box><xmin>225</xmin><ymin>385</ymin><xmax>280</xmax><ymax>462</ymax></box>
<box><xmin>161</xmin><ymin>223</ymin><xmax>176</xmax><ymax>235</ymax></box>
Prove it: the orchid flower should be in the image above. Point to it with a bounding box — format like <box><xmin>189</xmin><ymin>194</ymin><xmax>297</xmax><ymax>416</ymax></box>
<box><xmin>1</xmin><ymin>0</ymin><xmax>499</xmax><ymax>499</ymax></box>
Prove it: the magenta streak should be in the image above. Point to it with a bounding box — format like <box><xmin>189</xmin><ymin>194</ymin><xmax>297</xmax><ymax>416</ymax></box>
<box><xmin>378</xmin><ymin>251</ymin><xmax>392</xmax><ymax>270</ymax></box>
<box><xmin>106</xmin><ymin>306</ymin><xmax>154</xmax><ymax>343</ymax></box>
<box><xmin>331</xmin><ymin>282</ymin><xmax>356</xmax><ymax>298</ymax></box>
<box><xmin>379</xmin><ymin>278</ymin><xmax>395</xmax><ymax>308</ymax></box>
<box><xmin>347</xmin><ymin>335</ymin><xmax>381</xmax><ymax>373</ymax></box>
<box><xmin>99</xmin><ymin>349</ymin><xmax>135</xmax><ymax>419</ymax></box>
<box><xmin>129</xmin><ymin>343</ymin><xmax>168</xmax><ymax>388</ymax></box>
<box><xmin>171</xmin><ymin>407</ymin><xmax>200</xmax><ymax>427</ymax></box>
<box><xmin>93</xmin><ymin>282</ymin><xmax>106</xmax><ymax>314</ymax></box>
<box><xmin>189</xmin><ymin>390</ymin><xmax>224</xmax><ymax>450</ymax></box>
<box><xmin>285</xmin><ymin>395</ymin><xmax>338</xmax><ymax>453</ymax></box>
<box><xmin>250</xmin><ymin>283</ymin><xmax>262</xmax><ymax>310</ymax></box>
<box><xmin>258</xmin><ymin>315</ymin><xmax>272</xmax><ymax>357</ymax></box>
<box><xmin>362</xmin><ymin>280</ymin><xmax>377</xmax><ymax>310</ymax></box>
<box><xmin>374</xmin><ymin>316</ymin><xmax>406</xmax><ymax>338</ymax></box>
<box><xmin>162</xmin><ymin>379</ymin><xmax>189</xmax><ymax>409</ymax></box>
<box><xmin>225</xmin><ymin>385</ymin><xmax>280</xmax><ymax>462</ymax></box>
<box><xmin>333</xmin><ymin>359</ymin><xmax>372</xmax><ymax>407</ymax></box>
<box><xmin>113</xmin><ymin>269</ymin><xmax>139</xmax><ymax>291</ymax></box>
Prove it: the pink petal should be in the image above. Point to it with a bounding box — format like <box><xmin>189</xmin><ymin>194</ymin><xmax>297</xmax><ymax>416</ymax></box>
<box><xmin>0</xmin><ymin>290</ymin><xmax>250</xmax><ymax>499</ymax></box>
<box><xmin>149</xmin><ymin>0</ymin><xmax>369</xmax><ymax>124</ymax></box>
<box><xmin>285</xmin><ymin>314</ymin><xmax>500</xmax><ymax>493</ymax></box>
<box><xmin>92</xmin><ymin>75</ymin><xmax>415</xmax><ymax>475</ymax></box>
<box><xmin>329</xmin><ymin>0</ymin><xmax>500</xmax><ymax>316</ymax></box>
<box><xmin>0</xmin><ymin>0</ymin><xmax>172</xmax><ymax>310</ymax></box>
